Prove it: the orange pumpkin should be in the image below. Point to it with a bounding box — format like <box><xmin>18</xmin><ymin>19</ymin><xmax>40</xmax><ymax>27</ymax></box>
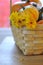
<box><xmin>38</xmin><ymin>20</ymin><xmax>43</xmax><ymax>24</ymax></box>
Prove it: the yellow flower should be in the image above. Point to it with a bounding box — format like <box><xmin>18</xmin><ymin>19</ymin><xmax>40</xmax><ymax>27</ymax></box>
<box><xmin>25</xmin><ymin>17</ymin><xmax>37</xmax><ymax>29</ymax></box>
<box><xmin>10</xmin><ymin>12</ymin><xmax>18</xmax><ymax>22</ymax></box>
<box><xmin>23</xmin><ymin>9</ymin><xmax>37</xmax><ymax>29</ymax></box>
<box><xmin>10</xmin><ymin>12</ymin><xmax>20</xmax><ymax>27</ymax></box>
<box><xmin>18</xmin><ymin>11</ymin><xmax>31</xmax><ymax>27</ymax></box>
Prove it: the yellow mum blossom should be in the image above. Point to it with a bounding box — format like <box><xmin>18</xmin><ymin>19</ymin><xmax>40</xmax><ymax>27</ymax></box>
<box><xmin>10</xmin><ymin>12</ymin><xmax>21</xmax><ymax>27</ymax></box>
<box><xmin>25</xmin><ymin>17</ymin><xmax>37</xmax><ymax>29</ymax></box>
<box><xmin>24</xmin><ymin>8</ymin><xmax>37</xmax><ymax>29</ymax></box>
<box><xmin>19</xmin><ymin>11</ymin><xmax>31</xmax><ymax>26</ymax></box>
<box><xmin>18</xmin><ymin>12</ymin><xmax>28</xmax><ymax>27</ymax></box>
<box><xmin>10</xmin><ymin>12</ymin><xmax>19</xmax><ymax>22</ymax></box>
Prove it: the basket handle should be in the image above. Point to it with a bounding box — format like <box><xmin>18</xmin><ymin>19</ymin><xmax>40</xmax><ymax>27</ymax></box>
<box><xmin>10</xmin><ymin>0</ymin><xmax>12</xmax><ymax>14</ymax></box>
<box><xmin>10</xmin><ymin>0</ymin><xmax>12</xmax><ymax>26</ymax></box>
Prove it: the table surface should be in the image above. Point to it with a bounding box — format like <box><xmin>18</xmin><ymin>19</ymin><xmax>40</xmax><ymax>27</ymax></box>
<box><xmin>0</xmin><ymin>36</ymin><xmax>43</xmax><ymax>65</ymax></box>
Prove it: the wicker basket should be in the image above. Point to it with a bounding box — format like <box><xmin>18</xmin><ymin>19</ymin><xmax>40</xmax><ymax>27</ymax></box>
<box><xmin>11</xmin><ymin>24</ymin><xmax>43</xmax><ymax>55</ymax></box>
<box><xmin>10</xmin><ymin>0</ymin><xmax>43</xmax><ymax>55</ymax></box>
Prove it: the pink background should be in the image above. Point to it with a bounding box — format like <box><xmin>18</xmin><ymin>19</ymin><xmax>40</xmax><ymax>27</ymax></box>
<box><xmin>0</xmin><ymin>0</ymin><xmax>20</xmax><ymax>28</ymax></box>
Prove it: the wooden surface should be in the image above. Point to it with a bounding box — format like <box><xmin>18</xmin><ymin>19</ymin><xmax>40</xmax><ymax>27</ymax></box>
<box><xmin>0</xmin><ymin>36</ymin><xmax>43</xmax><ymax>65</ymax></box>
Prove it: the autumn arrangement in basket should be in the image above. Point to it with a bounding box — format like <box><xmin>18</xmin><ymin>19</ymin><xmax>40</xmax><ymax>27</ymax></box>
<box><xmin>10</xmin><ymin>0</ymin><xmax>43</xmax><ymax>29</ymax></box>
<box><xmin>10</xmin><ymin>0</ymin><xmax>43</xmax><ymax>55</ymax></box>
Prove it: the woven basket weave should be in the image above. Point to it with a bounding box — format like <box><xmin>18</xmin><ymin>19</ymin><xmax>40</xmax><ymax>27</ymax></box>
<box><xmin>10</xmin><ymin>0</ymin><xmax>43</xmax><ymax>55</ymax></box>
<box><xmin>11</xmin><ymin>24</ymin><xmax>43</xmax><ymax>55</ymax></box>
